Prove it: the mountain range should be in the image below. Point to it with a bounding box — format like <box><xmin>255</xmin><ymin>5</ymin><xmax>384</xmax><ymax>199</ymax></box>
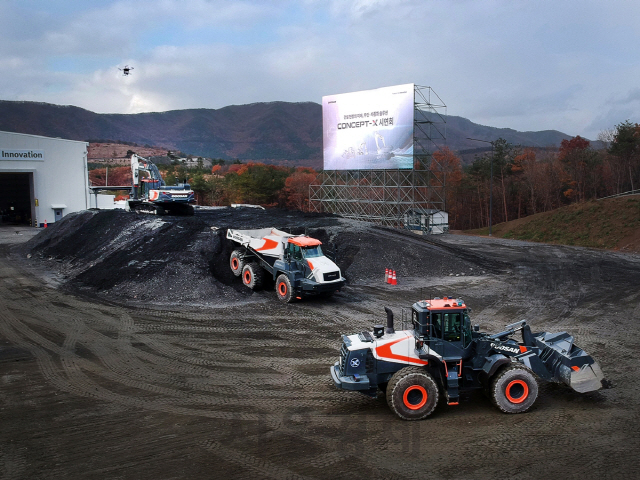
<box><xmin>0</xmin><ymin>100</ymin><xmax>579</xmax><ymax>168</ymax></box>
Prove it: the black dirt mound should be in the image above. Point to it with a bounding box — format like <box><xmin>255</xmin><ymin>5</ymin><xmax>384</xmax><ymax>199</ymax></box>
<box><xmin>19</xmin><ymin>208</ymin><xmax>486</xmax><ymax>307</ymax></box>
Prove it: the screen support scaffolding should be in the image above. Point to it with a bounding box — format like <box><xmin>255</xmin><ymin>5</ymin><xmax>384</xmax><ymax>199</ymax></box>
<box><xmin>310</xmin><ymin>85</ymin><xmax>447</xmax><ymax>229</ymax></box>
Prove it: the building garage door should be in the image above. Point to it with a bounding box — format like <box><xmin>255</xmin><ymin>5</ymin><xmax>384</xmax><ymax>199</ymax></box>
<box><xmin>0</xmin><ymin>172</ymin><xmax>33</xmax><ymax>225</ymax></box>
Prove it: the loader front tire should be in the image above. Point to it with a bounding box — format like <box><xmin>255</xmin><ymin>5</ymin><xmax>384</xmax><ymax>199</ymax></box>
<box><xmin>275</xmin><ymin>274</ymin><xmax>294</xmax><ymax>303</ymax></box>
<box><xmin>242</xmin><ymin>262</ymin><xmax>264</xmax><ymax>290</ymax></box>
<box><xmin>230</xmin><ymin>249</ymin><xmax>245</xmax><ymax>277</ymax></box>
<box><xmin>490</xmin><ymin>365</ymin><xmax>538</xmax><ymax>414</ymax></box>
<box><xmin>386</xmin><ymin>367</ymin><xmax>439</xmax><ymax>421</ymax></box>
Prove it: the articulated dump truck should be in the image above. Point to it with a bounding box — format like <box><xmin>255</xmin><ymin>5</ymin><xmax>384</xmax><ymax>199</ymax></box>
<box><xmin>227</xmin><ymin>228</ymin><xmax>346</xmax><ymax>302</ymax></box>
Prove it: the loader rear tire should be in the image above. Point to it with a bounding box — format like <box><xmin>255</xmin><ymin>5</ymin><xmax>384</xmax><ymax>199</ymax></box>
<box><xmin>242</xmin><ymin>262</ymin><xmax>264</xmax><ymax>290</ymax></box>
<box><xmin>386</xmin><ymin>367</ymin><xmax>439</xmax><ymax>421</ymax></box>
<box><xmin>490</xmin><ymin>365</ymin><xmax>538</xmax><ymax>414</ymax></box>
<box><xmin>275</xmin><ymin>274</ymin><xmax>294</xmax><ymax>303</ymax></box>
<box><xmin>230</xmin><ymin>249</ymin><xmax>245</xmax><ymax>277</ymax></box>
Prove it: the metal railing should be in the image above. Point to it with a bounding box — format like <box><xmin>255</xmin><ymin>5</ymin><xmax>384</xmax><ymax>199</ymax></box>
<box><xmin>597</xmin><ymin>190</ymin><xmax>640</xmax><ymax>201</ymax></box>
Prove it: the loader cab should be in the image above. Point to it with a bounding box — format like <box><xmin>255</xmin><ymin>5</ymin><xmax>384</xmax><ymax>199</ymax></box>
<box><xmin>412</xmin><ymin>298</ymin><xmax>473</xmax><ymax>358</ymax></box>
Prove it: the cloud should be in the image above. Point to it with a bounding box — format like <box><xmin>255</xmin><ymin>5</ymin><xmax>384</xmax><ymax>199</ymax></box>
<box><xmin>586</xmin><ymin>87</ymin><xmax>640</xmax><ymax>136</ymax></box>
<box><xmin>0</xmin><ymin>0</ymin><xmax>639</xmax><ymax>140</ymax></box>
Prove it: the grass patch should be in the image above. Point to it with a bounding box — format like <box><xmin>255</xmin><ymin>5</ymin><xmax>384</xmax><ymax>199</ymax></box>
<box><xmin>465</xmin><ymin>196</ymin><xmax>640</xmax><ymax>251</ymax></box>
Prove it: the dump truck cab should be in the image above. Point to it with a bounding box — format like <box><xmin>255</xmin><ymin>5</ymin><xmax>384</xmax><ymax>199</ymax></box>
<box><xmin>285</xmin><ymin>238</ymin><xmax>321</xmax><ymax>259</ymax></box>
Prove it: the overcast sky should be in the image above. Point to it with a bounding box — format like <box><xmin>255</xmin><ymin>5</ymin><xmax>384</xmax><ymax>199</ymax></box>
<box><xmin>1</xmin><ymin>0</ymin><xmax>638</xmax><ymax>139</ymax></box>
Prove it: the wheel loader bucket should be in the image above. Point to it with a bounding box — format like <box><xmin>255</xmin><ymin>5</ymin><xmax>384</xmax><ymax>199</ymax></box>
<box><xmin>563</xmin><ymin>361</ymin><xmax>605</xmax><ymax>393</ymax></box>
<box><xmin>533</xmin><ymin>331</ymin><xmax>605</xmax><ymax>393</ymax></box>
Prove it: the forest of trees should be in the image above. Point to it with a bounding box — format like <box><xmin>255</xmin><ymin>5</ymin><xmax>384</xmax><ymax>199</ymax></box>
<box><xmin>88</xmin><ymin>120</ymin><xmax>639</xmax><ymax>229</ymax></box>
<box><xmin>438</xmin><ymin>120</ymin><xmax>640</xmax><ymax>230</ymax></box>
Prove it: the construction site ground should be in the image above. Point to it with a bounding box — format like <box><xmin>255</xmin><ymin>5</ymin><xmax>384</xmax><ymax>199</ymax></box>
<box><xmin>1</xmin><ymin>208</ymin><xmax>639</xmax><ymax>479</ymax></box>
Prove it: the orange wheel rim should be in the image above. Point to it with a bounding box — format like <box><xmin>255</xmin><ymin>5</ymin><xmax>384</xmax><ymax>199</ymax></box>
<box><xmin>244</xmin><ymin>271</ymin><xmax>251</xmax><ymax>284</ymax></box>
<box><xmin>278</xmin><ymin>282</ymin><xmax>287</xmax><ymax>296</ymax></box>
<box><xmin>505</xmin><ymin>380</ymin><xmax>529</xmax><ymax>404</ymax></box>
<box><xmin>403</xmin><ymin>385</ymin><xmax>427</xmax><ymax>410</ymax></box>
<box><xmin>231</xmin><ymin>258</ymin><xmax>239</xmax><ymax>270</ymax></box>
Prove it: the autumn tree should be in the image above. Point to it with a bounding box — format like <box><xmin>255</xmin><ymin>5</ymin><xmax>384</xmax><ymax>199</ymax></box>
<box><xmin>558</xmin><ymin>136</ymin><xmax>601</xmax><ymax>201</ymax></box>
<box><xmin>224</xmin><ymin>163</ymin><xmax>289</xmax><ymax>205</ymax></box>
<box><xmin>189</xmin><ymin>173</ymin><xmax>226</xmax><ymax>205</ymax></box>
<box><xmin>511</xmin><ymin>148</ymin><xmax>536</xmax><ymax>216</ymax></box>
<box><xmin>279</xmin><ymin>168</ymin><xmax>318</xmax><ymax>211</ymax></box>
<box><xmin>88</xmin><ymin>166</ymin><xmax>131</xmax><ymax>186</ymax></box>
<box><xmin>608</xmin><ymin>120</ymin><xmax>640</xmax><ymax>193</ymax></box>
<box><xmin>431</xmin><ymin>147</ymin><xmax>463</xmax><ymax>223</ymax></box>
<box><xmin>464</xmin><ymin>138</ymin><xmax>519</xmax><ymax>226</ymax></box>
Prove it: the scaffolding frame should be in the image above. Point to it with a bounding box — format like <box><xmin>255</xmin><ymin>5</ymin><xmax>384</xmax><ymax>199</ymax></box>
<box><xmin>310</xmin><ymin>85</ymin><xmax>447</xmax><ymax>228</ymax></box>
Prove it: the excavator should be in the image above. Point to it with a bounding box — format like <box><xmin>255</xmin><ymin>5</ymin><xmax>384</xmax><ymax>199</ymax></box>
<box><xmin>127</xmin><ymin>154</ymin><xmax>195</xmax><ymax>215</ymax></box>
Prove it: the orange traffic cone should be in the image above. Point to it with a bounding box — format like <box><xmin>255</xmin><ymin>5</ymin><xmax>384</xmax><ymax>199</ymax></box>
<box><xmin>384</xmin><ymin>268</ymin><xmax>389</xmax><ymax>283</ymax></box>
<box><xmin>44</xmin><ymin>220</ymin><xmax>48</xmax><ymax>228</ymax></box>
<box><xmin>387</xmin><ymin>268</ymin><xmax>392</xmax><ymax>284</ymax></box>
<box><xmin>391</xmin><ymin>270</ymin><xmax>397</xmax><ymax>285</ymax></box>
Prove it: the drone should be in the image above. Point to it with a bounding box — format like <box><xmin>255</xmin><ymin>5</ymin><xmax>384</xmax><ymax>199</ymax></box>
<box><xmin>119</xmin><ymin>65</ymin><xmax>134</xmax><ymax>76</ymax></box>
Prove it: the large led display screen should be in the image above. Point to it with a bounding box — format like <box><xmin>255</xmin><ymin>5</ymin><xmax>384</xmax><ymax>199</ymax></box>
<box><xmin>322</xmin><ymin>84</ymin><xmax>414</xmax><ymax>170</ymax></box>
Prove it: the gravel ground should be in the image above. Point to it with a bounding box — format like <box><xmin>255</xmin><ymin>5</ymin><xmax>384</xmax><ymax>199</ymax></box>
<box><xmin>1</xmin><ymin>210</ymin><xmax>640</xmax><ymax>479</ymax></box>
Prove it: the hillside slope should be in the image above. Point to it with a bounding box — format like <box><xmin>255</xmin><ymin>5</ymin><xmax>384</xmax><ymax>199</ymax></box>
<box><xmin>0</xmin><ymin>101</ymin><xmax>322</xmax><ymax>166</ymax></box>
<box><xmin>1</xmin><ymin>100</ymin><xmax>579</xmax><ymax>167</ymax></box>
<box><xmin>464</xmin><ymin>195</ymin><xmax>640</xmax><ymax>253</ymax></box>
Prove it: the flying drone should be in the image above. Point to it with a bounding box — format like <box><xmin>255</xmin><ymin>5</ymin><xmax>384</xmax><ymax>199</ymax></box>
<box><xmin>119</xmin><ymin>65</ymin><xmax>134</xmax><ymax>76</ymax></box>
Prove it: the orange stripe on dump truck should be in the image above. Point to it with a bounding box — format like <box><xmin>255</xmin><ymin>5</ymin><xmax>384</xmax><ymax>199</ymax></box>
<box><xmin>256</xmin><ymin>238</ymin><xmax>279</xmax><ymax>251</ymax></box>
<box><xmin>288</xmin><ymin>237</ymin><xmax>322</xmax><ymax>247</ymax></box>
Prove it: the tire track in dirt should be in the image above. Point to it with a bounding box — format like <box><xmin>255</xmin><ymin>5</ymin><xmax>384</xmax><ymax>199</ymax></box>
<box><xmin>1</xmin><ymin>263</ymin><xmax>366</xmax><ymax>418</ymax></box>
<box><xmin>201</xmin><ymin>440</ymin><xmax>318</xmax><ymax>480</ymax></box>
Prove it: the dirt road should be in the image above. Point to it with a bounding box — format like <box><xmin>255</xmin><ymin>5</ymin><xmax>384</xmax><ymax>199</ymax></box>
<box><xmin>1</xmin><ymin>220</ymin><xmax>640</xmax><ymax>479</ymax></box>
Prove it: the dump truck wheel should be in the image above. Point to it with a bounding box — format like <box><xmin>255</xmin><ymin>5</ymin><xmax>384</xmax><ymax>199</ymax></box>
<box><xmin>275</xmin><ymin>274</ymin><xmax>294</xmax><ymax>303</ymax></box>
<box><xmin>386</xmin><ymin>367</ymin><xmax>439</xmax><ymax>421</ymax></box>
<box><xmin>242</xmin><ymin>262</ymin><xmax>263</xmax><ymax>290</ymax></box>
<box><xmin>230</xmin><ymin>249</ymin><xmax>244</xmax><ymax>277</ymax></box>
<box><xmin>490</xmin><ymin>366</ymin><xmax>538</xmax><ymax>414</ymax></box>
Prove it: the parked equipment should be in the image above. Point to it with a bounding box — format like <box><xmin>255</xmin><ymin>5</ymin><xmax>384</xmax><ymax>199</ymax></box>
<box><xmin>226</xmin><ymin>228</ymin><xmax>346</xmax><ymax>302</ymax></box>
<box><xmin>331</xmin><ymin>297</ymin><xmax>606</xmax><ymax>420</ymax></box>
<box><xmin>127</xmin><ymin>154</ymin><xmax>195</xmax><ymax>215</ymax></box>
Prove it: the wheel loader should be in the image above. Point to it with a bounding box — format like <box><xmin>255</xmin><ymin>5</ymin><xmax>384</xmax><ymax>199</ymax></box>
<box><xmin>330</xmin><ymin>297</ymin><xmax>606</xmax><ymax>420</ymax></box>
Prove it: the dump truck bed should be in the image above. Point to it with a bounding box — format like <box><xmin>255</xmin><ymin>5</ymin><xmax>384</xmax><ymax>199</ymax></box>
<box><xmin>227</xmin><ymin>228</ymin><xmax>293</xmax><ymax>258</ymax></box>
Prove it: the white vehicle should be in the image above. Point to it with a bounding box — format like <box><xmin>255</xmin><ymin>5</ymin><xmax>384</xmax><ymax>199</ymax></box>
<box><xmin>226</xmin><ymin>228</ymin><xmax>346</xmax><ymax>302</ymax></box>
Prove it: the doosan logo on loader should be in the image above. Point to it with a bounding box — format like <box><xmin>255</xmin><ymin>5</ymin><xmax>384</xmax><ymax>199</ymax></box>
<box><xmin>490</xmin><ymin>343</ymin><xmax>520</xmax><ymax>354</ymax></box>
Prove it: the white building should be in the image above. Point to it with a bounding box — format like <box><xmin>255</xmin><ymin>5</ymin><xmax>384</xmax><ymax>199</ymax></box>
<box><xmin>0</xmin><ymin>131</ymin><xmax>89</xmax><ymax>227</ymax></box>
<box><xmin>404</xmin><ymin>208</ymin><xmax>449</xmax><ymax>235</ymax></box>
